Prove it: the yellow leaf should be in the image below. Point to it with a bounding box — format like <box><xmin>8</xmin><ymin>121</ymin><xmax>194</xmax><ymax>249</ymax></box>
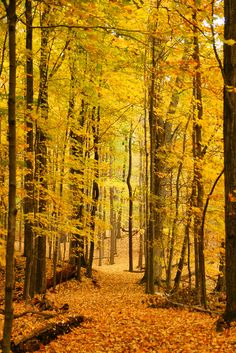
<box><xmin>224</xmin><ymin>38</ymin><xmax>236</xmax><ymax>46</ymax></box>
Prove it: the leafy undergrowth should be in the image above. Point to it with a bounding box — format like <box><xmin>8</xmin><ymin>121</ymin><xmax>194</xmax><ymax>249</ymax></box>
<box><xmin>9</xmin><ymin>264</ymin><xmax>234</xmax><ymax>353</ymax></box>
<box><xmin>0</xmin><ymin>259</ymin><xmax>235</xmax><ymax>352</ymax></box>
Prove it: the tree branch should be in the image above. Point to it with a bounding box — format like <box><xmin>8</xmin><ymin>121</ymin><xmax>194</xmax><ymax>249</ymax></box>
<box><xmin>174</xmin><ymin>8</ymin><xmax>209</xmax><ymax>39</ymax></box>
<box><xmin>0</xmin><ymin>29</ymin><xmax>8</xmax><ymax>78</ymax></box>
<box><xmin>0</xmin><ymin>308</ymin><xmax>56</xmax><ymax>319</ymax></box>
<box><xmin>18</xmin><ymin>19</ymin><xmax>147</xmax><ymax>34</ymax></box>
<box><xmin>201</xmin><ymin>168</ymin><xmax>224</xmax><ymax>245</ymax></box>
<box><xmin>210</xmin><ymin>0</ymin><xmax>224</xmax><ymax>77</ymax></box>
<box><xmin>166</xmin><ymin>298</ymin><xmax>221</xmax><ymax>316</ymax></box>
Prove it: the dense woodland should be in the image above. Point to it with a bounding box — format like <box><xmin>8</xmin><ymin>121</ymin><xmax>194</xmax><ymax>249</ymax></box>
<box><xmin>1</xmin><ymin>0</ymin><xmax>236</xmax><ymax>352</ymax></box>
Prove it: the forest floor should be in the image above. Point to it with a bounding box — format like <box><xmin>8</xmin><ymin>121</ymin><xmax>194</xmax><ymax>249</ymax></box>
<box><xmin>5</xmin><ymin>261</ymin><xmax>236</xmax><ymax>353</ymax></box>
<box><xmin>0</xmin><ymin>236</ymin><xmax>235</xmax><ymax>353</ymax></box>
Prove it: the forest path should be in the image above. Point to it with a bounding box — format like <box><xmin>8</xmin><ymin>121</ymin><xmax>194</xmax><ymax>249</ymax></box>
<box><xmin>33</xmin><ymin>263</ymin><xmax>236</xmax><ymax>353</ymax></box>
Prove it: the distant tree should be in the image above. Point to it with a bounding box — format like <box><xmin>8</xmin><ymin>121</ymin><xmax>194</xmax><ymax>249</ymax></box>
<box><xmin>109</xmin><ymin>150</ymin><xmax>116</xmax><ymax>265</ymax></box>
<box><xmin>127</xmin><ymin>122</ymin><xmax>133</xmax><ymax>272</ymax></box>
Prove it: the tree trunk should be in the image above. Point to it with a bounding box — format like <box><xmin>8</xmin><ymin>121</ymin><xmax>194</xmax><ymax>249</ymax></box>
<box><xmin>116</xmin><ymin>140</ymin><xmax>127</xmax><ymax>240</ymax></box>
<box><xmin>127</xmin><ymin>123</ymin><xmax>133</xmax><ymax>272</ymax></box>
<box><xmin>215</xmin><ymin>241</ymin><xmax>226</xmax><ymax>293</ymax></box>
<box><xmin>173</xmin><ymin>189</ymin><xmax>193</xmax><ymax>291</ymax></box>
<box><xmin>34</xmin><ymin>3</ymin><xmax>52</xmax><ymax>294</ymax></box>
<box><xmin>68</xmin><ymin>62</ymin><xmax>78</xmax><ymax>266</ymax></box>
<box><xmin>69</xmin><ymin>96</ymin><xmax>86</xmax><ymax>278</ymax></box>
<box><xmin>109</xmin><ymin>151</ymin><xmax>116</xmax><ymax>265</ymax></box>
<box><xmin>2</xmin><ymin>0</ymin><xmax>17</xmax><ymax>351</ymax></box>
<box><xmin>192</xmin><ymin>3</ymin><xmax>206</xmax><ymax>308</ymax></box>
<box><xmin>223</xmin><ymin>0</ymin><xmax>236</xmax><ymax>322</ymax></box>
<box><xmin>23</xmin><ymin>0</ymin><xmax>35</xmax><ymax>301</ymax></box>
<box><xmin>165</xmin><ymin>47</ymin><xmax>190</xmax><ymax>290</ymax></box>
<box><xmin>98</xmin><ymin>188</ymin><xmax>104</xmax><ymax>266</ymax></box>
<box><xmin>138</xmin><ymin>141</ymin><xmax>144</xmax><ymax>270</ymax></box>
<box><xmin>86</xmin><ymin>106</ymin><xmax>100</xmax><ymax>277</ymax></box>
<box><xmin>146</xmin><ymin>34</ymin><xmax>156</xmax><ymax>294</ymax></box>
<box><xmin>143</xmin><ymin>50</ymin><xmax>149</xmax><ymax>283</ymax></box>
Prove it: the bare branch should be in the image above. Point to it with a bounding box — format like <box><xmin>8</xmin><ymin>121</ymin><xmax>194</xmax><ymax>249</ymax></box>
<box><xmin>210</xmin><ymin>0</ymin><xmax>224</xmax><ymax>77</ymax></box>
<box><xmin>0</xmin><ymin>29</ymin><xmax>8</xmax><ymax>77</ymax></box>
<box><xmin>0</xmin><ymin>308</ymin><xmax>56</xmax><ymax>319</ymax></box>
<box><xmin>175</xmin><ymin>8</ymin><xmax>209</xmax><ymax>39</ymax></box>
<box><xmin>17</xmin><ymin>19</ymin><xmax>147</xmax><ymax>34</ymax></box>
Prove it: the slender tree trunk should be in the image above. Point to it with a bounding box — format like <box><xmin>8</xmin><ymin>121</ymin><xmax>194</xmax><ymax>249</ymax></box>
<box><xmin>116</xmin><ymin>139</ymin><xmax>127</xmax><ymax>240</ymax></box>
<box><xmin>127</xmin><ymin>123</ymin><xmax>133</xmax><ymax>272</ymax></box>
<box><xmin>35</xmin><ymin>4</ymin><xmax>51</xmax><ymax>294</ymax></box>
<box><xmin>174</xmin><ymin>189</ymin><xmax>193</xmax><ymax>291</ymax></box>
<box><xmin>0</xmin><ymin>118</ymin><xmax>7</xmax><ymax>233</ymax></box>
<box><xmin>0</xmin><ymin>29</ymin><xmax>8</xmax><ymax>233</ymax></box>
<box><xmin>215</xmin><ymin>241</ymin><xmax>225</xmax><ymax>293</ymax></box>
<box><xmin>138</xmin><ymin>141</ymin><xmax>144</xmax><ymax>270</ymax></box>
<box><xmin>192</xmin><ymin>3</ymin><xmax>206</xmax><ymax>308</ymax></box>
<box><xmin>202</xmin><ymin>169</ymin><xmax>225</xmax><ymax>293</ymax></box>
<box><xmin>109</xmin><ymin>151</ymin><xmax>116</xmax><ymax>265</ymax></box>
<box><xmin>146</xmin><ymin>34</ymin><xmax>156</xmax><ymax>294</ymax></box>
<box><xmin>58</xmin><ymin>118</ymin><xmax>69</xmax><ymax>262</ymax></box>
<box><xmin>165</xmin><ymin>47</ymin><xmax>190</xmax><ymax>290</ymax></box>
<box><xmin>87</xmin><ymin>106</ymin><xmax>100</xmax><ymax>277</ymax></box>
<box><xmin>143</xmin><ymin>48</ymin><xmax>149</xmax><ymax>283</ymax></box>
<box><xmin>98</xmin><ymin>187</ymin><xmax>103</xmax><ymax>266</ymax></box>
<box><xmin>109</xmin><ymin>185</ymin><xmax>116</xmax><ymax>265</ymax></box>
<box><xmin>166</xmin><ymin>168</ymin><xmax>180</xmax><ymax>290</ymax></box>
<box><xmin>2</xmin><ymin>1</ymin><xmax>16</xmax><ymax>351</ymax></box>
<box><xmin>69</xmin><ymin>64</ymin><xmax>78</xmax><ymax>266</ymax></box>
<box><xmin>147</xmin><ymin>1</ymin><xmax>168</xmax><ymax>292</ymax></box>
<box><xmin>24</xmin><ymin>0</ymin><xmax>35</xmax><ymax>300</ymax></box>
<box><xmin>69</xmin><ymin>96</ymin><xmax>86</xmax><ymax>278</ymax></box>
<box><xmin>223</xmin><ymin>0</ymin><xmax>236</xmax><ymax>322</ymax></box>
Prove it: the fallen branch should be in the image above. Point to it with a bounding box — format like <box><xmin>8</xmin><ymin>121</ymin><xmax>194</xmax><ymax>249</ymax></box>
<box><xmin>148</xmin><ymin>297</ymin><xmax>221</xmax><ymax>316</ymax></box>
<box><xmin>46</xmin><ymin>265</ymin><xmax>77</xmax><ymax>289</ymax></box>
<box><xmin>166</xmin><ymin>299</ymin><xmax>220</xmax><ymax>316</ymax></box>
<box><xmin>8</xmin><ymin>315</ymin><xmax>85</xmax><ymax>353</ymax></box>
<box><xmin>0</xmin><ymin>308</ymin><xmax>56</xmax><ymax>319</ymax></box>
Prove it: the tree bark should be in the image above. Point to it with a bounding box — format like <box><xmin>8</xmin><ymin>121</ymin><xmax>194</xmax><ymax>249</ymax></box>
<box><xmin>109</xmin><ymin>151</ymin><xmax>116</xmax><ymax>265</ymax></box>
<box><xmin>34</xmin><ymin>3</ymin><xmax>51</xmax><ymax>294</ymax></box>
<box><xmin>146</xmin><ymin>33</ymin><xmax>156</xmax><ymax>294</ymax></box>
<box><xmin>223</xmin><ymin>0</ymin><xmax>236</xmax><ymax>322</ymax></box>
<box><xmin>2</xmin><ymin>0</ymin><xmax>17</xmax><ymax>351</ymax></box>
<box><xmin>86</xmin><ymin>106</ymin><xmax>99</xmax><ymax>277</ymax></box>
<box><xmin>23</xmin><ymin>0</ymin><xmax>35</xmax><ymax>301</ymax></box>
<box><xmin>165</xmin><ymin>46</ymin><xmax>190</xmax><ymax>290</ymax></box>
<box><xmin>69</xmin><ymin>96</ymin><xmax>86</xmax><ymax>278</ymax></box>
<box><xmin>138</xmin><ymin>141</ymin><xmax>144</xmax><ymax>270</ymax></box>
<box><xmin>173</xmin><ymin>188</ymin><xmax>193</xmax><ymax>291</ymax></box>
<box><xmin>192</xmin><ymin>3</ymin><xmax>206</xmax><ymax>308</ymax></box>
<box><xmin>127</xmin><ymin>122</ymin><xmax>133</xmax><ymax>272</ymax></box>
<box><xmin>215</xmin><ymin>241</ymin><xmax>226</xmax><ymax>293</ymax></box>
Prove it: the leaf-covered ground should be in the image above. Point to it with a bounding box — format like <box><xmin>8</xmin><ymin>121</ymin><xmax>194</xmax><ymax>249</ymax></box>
<box><xmin>0</xmin><ymin>236</ymin><xmax>234</xmax><ymax>353</ymax></box>
<box><xmin>17</xmin><ymin>263</ymin><xmax>234</xmax><ymax>353</ymax></box>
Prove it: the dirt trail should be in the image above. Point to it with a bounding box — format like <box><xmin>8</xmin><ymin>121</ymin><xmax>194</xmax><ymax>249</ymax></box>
<box><xmin>32</xmin><ymin>263</ymin><xmax>236</xmax><ymax>353</ymax></box>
